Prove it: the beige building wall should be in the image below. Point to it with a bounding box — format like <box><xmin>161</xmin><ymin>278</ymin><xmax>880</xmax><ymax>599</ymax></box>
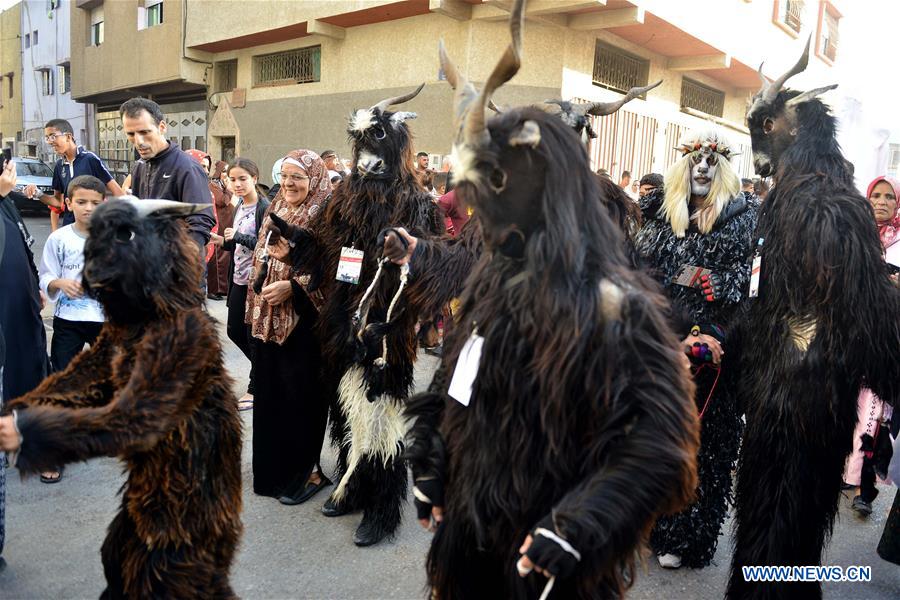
<box><xmin>0</xmin><ymin>2</ymin><xmax>23</xmax><ymax>145</ymax></box>
<box><xmin>70</xmin><ymin>0</ymin><xmax>205</xmax><ymax>103</ymax></box>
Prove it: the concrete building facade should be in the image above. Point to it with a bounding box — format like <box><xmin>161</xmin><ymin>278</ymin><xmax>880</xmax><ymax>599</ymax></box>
<box><xmin>70</xmin><ymin>0</ymin><xmax>842</xmax><ymax>185</ymax></box>
<box><xmin>21</xmin><ymin>0</ymin><xmax>94</xmax><ymax>162</ymax></box>
<box><xmin>0</xmin><ymin>1</ymin><xmax>23</xmax><ymax>154</ymax></box>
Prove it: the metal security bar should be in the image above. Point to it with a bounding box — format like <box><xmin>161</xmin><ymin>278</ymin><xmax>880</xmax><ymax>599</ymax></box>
<box><xmin>254</xmin><ymin>46</ymin><xmax>321</xmax><ymax>87</ymax></box>
<box><xmin>681</xmin><ymin>78</ymin><xmax>725</xmax><ymax>118</ymax></box>
<box><xmin>592</xmin><ymin>40</ymin><xmax>649</xmax><ymax>95</ymax></box>
<box><xmin>822</xmin><ymin>11</ymin><xmax>839</xmax><ymax>61</ymax></box>
<box><xmin>784</xmin><ymin>0</ymin><xmax>804</xmax><ymax>33</ymax></box>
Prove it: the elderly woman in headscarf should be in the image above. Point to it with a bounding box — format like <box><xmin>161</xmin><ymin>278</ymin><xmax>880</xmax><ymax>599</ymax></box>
<box><xmin>245</xmin><ymin>150</ymin><xmax>333</xmax><ymax>504</ymax></box>
<box><xmin>843</xmin><ymin>176</ymin><xmax>900</xmax><ymax>518</ymax></box>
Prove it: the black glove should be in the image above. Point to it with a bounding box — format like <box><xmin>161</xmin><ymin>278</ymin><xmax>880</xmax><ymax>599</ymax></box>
<box><xmin>524</xmin><ymin>515</ymin><xmax>581</xmax><ymax>579</ymax></box>
<box><xmin>699</xmin><ymin>272</ymin><xmax>723</xmax><ymax>302</ymax></box>
<box><xmin>413</xmin><ymin>476</ymin><xmax>444</xmax><ymax>522</ymax></box>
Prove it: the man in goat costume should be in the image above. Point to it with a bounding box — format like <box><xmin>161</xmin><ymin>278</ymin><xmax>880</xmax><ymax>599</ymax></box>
<box><xmin>267</xmin><ymin>87</ymin><xmax>444</xmax><ymax>547</ymax></box>
<box><xmin>0</xmin><ymin>199</ymin><xmax>242</xmax><ymax>598</ymax></box>
<box><xmin>729</xmin><ymin>39</ymin><xmax>900</xmax><ymax>600</ymax></box>
<box><xmin>634</xmin><ymin>129</ymin><xmax>757</xmax><ymax>569</ymax></box>
<box><xmin>402</xmin><ymin>2</ymin><xmax>700</xmax><ymax>597</ymax></box>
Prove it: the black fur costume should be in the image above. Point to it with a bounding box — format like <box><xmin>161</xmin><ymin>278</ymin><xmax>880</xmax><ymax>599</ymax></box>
<box><xmin>269</xmin><ymin>94</ymin><xmax>444</xmax><ymax>545</ymax></box>
<box><xmin>2</xmin><ymin>200</ymin><xmax>242</xmax><ymax>598</ymax></box>
<box><xmin>635</xmin><ymin>188</ymin><xmax>757</xmax><ymax>567</ymax></box>
<box><xmin>729</xmin><ymin>68</ymin><xmax>900</xmax><ymax>598</ymax></box>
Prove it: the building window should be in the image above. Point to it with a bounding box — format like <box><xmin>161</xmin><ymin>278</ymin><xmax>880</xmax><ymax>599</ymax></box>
<box><xmin>139</xmin><ymin>0</ymin><xmax>164</xmax><ymax>30</ymax></box>
<box><xmin>591</xmin><ymin>40</ymin><xmax>649</xmax><ymax>95</ymax></box>
<box><xmin>888</xmin><ymin>144</ymin><xmax>900</xmax><ymax>178</ymax></box>
<box><xmin>47</xmin><ymin>0</ymin><xmax>60</xmax><ymax>10</ymax></box>
<box><xmin>57</xmin><ymin>64</ymin><xmax>71</xmax><ymax>94</ymax></box>
<box><xmin>816</xmin><ymin>2</ymin><xmax>840</xmax><ymax>63</ymax></box>
<box><xmin>6</xmin><ymin>73</ymin><xmax>13</xmax><ymax>99</ymax></box>
<box><xmin>39</xmin><ymin>69</ymin><xmax>53</xmax><ymax>96</ymax></box>
<box><xmin>773</xmin><ymin>0</ymin><xmax>804</xmax><ymax>36</ymax></box>
<box><xmin>32</xmin><ymin>30</ymin><xmax>38</xmax><ymax>46</ymax></box>
<box><xmin>214</xmin><ymin>60</ymin><xmax>238</xmax><ymax>93</ymax></box>
<box><xmin>24</xmin><ymin>33</ymin><xmax>30</xmax><ymax>48</ymax></box>
<box><xmin>90</xmin><ymin>6</ymin><xmax>104</xmax><ymax>46</ymax></box>
<box><xmin>680</xmin><ymin>78</ymin><xmax>725</xmax><ymax>118</ymax></box>
<box><xmin>253</xmin><ymin>46</ymin><xmax>321</xmax><ymax>87</ymax></box>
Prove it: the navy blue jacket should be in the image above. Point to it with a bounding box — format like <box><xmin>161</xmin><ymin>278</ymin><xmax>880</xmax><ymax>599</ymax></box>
<box><xmin>130</xmin><ymin>141</ymin><xmax>215</xmax><ymax>249</ymax></box>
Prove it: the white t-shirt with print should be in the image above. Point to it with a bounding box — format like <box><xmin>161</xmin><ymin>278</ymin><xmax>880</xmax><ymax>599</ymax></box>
<box><xmin>38</xmin><ymin>224</ymin><xmax>105</xmax><ymax>323</ymax></box>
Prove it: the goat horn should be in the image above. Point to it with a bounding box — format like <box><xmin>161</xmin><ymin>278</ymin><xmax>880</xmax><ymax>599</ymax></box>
<box><xmin>757</xmin><ymin>62</ymin><xmax>769</xmax><ymax>92</ymax></box>
<box><xmin>760</xmin><ymin>35</ymin><xmax>811</xmax><ymax>104</ymax></box>
<box><xmin>372</xmin><ymin>82</ymin><xmax>426</xmax><ymax>114</ymax></box>
<box><xmin>463</xmin><ymin>0</ymin><xmax>525</xmax><ymax>147</ymax></box>
<box><xmin>584</xmin><ymin>79</ymin><xmax>663</xmax><ymax>117</ymax></box>
<box><xmin>439</xmin><ymin>38</ymin><xmax>479</xmax><ymax>132</ymax></box>
<box><xmin>115</xmin><ymin>197</ymin><xmax>212</xmax><ymax>219</ymax></box>
<box><xmin>784</xmin><ymin>83</ymin><xmax>838</xmax><ymax>108</ymax></box>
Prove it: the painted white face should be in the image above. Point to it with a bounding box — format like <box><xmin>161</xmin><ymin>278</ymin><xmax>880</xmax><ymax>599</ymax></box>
<box><xmin>690</xmin><ymin>149</ymin><xmax>718</xmax><ymax>197</ymax></box>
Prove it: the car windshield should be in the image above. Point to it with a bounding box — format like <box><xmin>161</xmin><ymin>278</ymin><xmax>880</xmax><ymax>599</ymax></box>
<box><xmin>15</xmin><ymin>161</ymin><xmax>53</xmax><ymax>178</ymax></box>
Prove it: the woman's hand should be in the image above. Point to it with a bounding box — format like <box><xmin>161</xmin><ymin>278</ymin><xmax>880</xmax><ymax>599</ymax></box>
<box><xmin>260</xmin><ymin>280</ymin><xmax>293</xmax><ymax>305</ymax></box>
<box><xmin>681</xmin><ymin>333</ymin><xmax>723</xmax><ymax>364</ymax></box>
<box><xmin>223</xmin><ymin>227</ymin><xmax>235</xmax><ymax>241</ymax></box>
<box><xmin>0</xmin><ymin>414</ymin><xmax>21</xmax><ymax>452</ymax></box>
<box><xmin>0</xmin><ymin>160</ymin><xmax>17</xmax><ymax>197</ymax></box>
<box><xmin>209</xmin><ymin>233</ymin><xmax>224</xmax><ymax>246</ymax></box>
<box><xmin>269</xmin><ymin>238</ymin><xmax>292</xmax><ymax>264</ymax></box>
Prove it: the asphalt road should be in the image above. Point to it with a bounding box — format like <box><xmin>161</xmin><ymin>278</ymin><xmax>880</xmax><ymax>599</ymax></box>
<box><xmin>0</xmin><ymin>217</ymin><xmax>897</xmax><ymax>599</ymax></box>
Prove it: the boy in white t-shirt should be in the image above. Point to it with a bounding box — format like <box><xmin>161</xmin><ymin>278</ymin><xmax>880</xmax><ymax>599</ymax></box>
<box><xmin>39</xmin><ymin>175</ymin><xmax>106</xmax><ymax>373</ymax></box>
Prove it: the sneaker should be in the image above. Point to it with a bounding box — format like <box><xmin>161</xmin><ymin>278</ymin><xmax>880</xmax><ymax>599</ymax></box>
<box><xmin>851</xmin><ymin>495</ymin><xmax>872</xmax><ymax>518</ymax></box>
<box><xmin>657</xmin><ymin>553</ymin><xmax>682</xmax><ymax>569</ymax></box>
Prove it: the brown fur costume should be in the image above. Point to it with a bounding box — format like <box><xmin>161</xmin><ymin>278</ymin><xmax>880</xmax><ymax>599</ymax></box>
<box><xmin>2</xmin><ymin>199</ymin><xmax>242</xmax><ymax>598</ymax></box>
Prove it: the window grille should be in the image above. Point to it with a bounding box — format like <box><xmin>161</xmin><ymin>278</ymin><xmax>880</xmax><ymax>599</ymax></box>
<box><xmin>822</xmin><ymin>10</ymin><xmax>839</xmax><ymax>61</ymax></box>
<box><xmin>253</xmin><ymin>46</ymin><xmax>321</xmax><ymax>87</ymax></box>
<box><xmin>783</xmin><ymin>0</ymin><xmax>804</xmax><ymax>33</ymax></box>
<box><xmin>592</xmin><ymin>40</ymin><xmax>649</xmax><ymax>95</ymax></box>
<box><xmin>214</xmin><ymin>60</ymin><xmax>238</xmax><ymax>93</ymax></box>
<box><xmin>680</xmin><ymin>78</ymin><xmax>725</xmax><ymax>118</ymax></box>
<box><xmin>57</xmin><ymin>64</ymin><xmax>70</xmax><ymax>94</ymax></box>
<box><xmin>39</xmin><ymin>70</ymin><xmax>53</xmax><ymax>96</ymax></box>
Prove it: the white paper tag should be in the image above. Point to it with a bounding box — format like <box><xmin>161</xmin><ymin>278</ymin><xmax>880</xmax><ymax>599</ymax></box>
<box><xmin>337</xmin><ymin>247</ymin><xmax>364</xmax><ymax>284</ymax></box>
<box><xmin>749</xmin><ymin>254</ymin><xmax>762</xmax><ymax>298</ymax></box>
<box><xmin>448</xmin><ymin>332</ymin><xmax>484</xmax><ymax>407</ymax></box>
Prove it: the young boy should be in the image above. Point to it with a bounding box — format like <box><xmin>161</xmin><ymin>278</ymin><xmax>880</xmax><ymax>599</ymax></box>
<box><xmin>25</xmin><ymin>119</ymin><xmax>122</xmax><ymax>230</ymax></box>
<box><xmin>39</xmin><ymin>175</ymin><xmax>106</xmax><ymax>374</ymax></box>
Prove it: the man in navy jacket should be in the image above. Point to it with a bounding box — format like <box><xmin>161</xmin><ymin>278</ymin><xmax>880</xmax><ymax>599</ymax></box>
<box><xmin>120</xmin><ymin>97</ymin><xmax>214</xmax><ymax>252</ymax></box>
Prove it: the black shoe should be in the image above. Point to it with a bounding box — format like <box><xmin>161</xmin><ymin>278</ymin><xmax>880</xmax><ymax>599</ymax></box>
<box><xmin>851</xmin><ymin>495</ymin><xmax>873</xmax><ymax>518</ymax></box>
<box><xmin>207</xmin><ymin>293</ymin><xmax>225</xmax><ymax>301</ymax></box>
<box><xmin>279</xmin><ymin>475</ymin><xmax>333</xmax><ymax>506</ymax></box>
<box><xmin>322</xmin><ymin>495</ymin><xmax>352</xmax><ymax>517</ymax></box>
<box><xmin>353</xmin><ymin>514</ymin><xmax>393</xmax><ymax>547</ymax></box>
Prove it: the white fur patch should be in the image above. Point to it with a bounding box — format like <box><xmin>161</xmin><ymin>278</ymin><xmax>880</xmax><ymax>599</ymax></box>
<box><xmin>390</xmin><ymin>111</ymin><xmax>417</xmax><ymax>125</ymax></box>
<box><xmin>599</xmin><ymin>278</ymin><xmax>624</xmax><ymax>322</ymax></box>
<box><xmin>350</xmin><ymin>108</ymin><xmax>376</xmax><ymax>133</ymax></box>
<box><xmin>332</xmin><ymin>366</ymin><xmax>408</xmax><ymax>501</ymax></box>
<box><xmin>449</xmin><ymin>143</ymin><xmax>483</xmax><ymax>186</ymax></box>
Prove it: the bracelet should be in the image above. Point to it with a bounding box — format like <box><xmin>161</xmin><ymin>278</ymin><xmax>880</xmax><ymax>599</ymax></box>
<box><xmin>690</xmin><ymin>325</ymin><xmax>700</xmax><ymax>337</ymax></box>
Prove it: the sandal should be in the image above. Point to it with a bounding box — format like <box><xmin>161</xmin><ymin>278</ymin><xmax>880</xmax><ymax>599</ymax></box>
<box><xmin>279</xmin><ymin>474</ymin><xmax>333</xmax><ymax>506</ymax></box>
<box><xmin>40</xmin><ymin>467</ymin><xmax>64</xmax><ymax>484</ymax></box>
<box><xmin>238</xmin><ymin>393</ymin><xmax>254</xmax><ymax>412</ymax></box>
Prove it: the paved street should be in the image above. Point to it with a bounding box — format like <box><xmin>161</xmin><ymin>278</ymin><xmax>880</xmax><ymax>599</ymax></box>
<box><xmin>0</xmin><ymin>217</ymin><xmax>897</xmax><ymax>599</ymax></box>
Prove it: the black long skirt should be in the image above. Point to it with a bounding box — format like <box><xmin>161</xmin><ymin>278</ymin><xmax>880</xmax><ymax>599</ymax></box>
<box><xmin>250</xmin><ymin>319</ymin><xmax>328</xmax><ymax>497</ymax></box>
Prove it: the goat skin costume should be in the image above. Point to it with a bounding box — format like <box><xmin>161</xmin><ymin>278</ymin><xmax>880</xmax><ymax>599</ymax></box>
<box><xmin>405</xmin><ymin>5</ymin><xmax>700</xmax><ymax>594</ymax></box>
<box><xmin>635</xmin><ymin>181</ymin><xmax>757</xmax><ymax>566</ymax></box>
<box><xmin>729</xmin><ymin>41</ymin><xmax>900</xmax><ymax>600</ymax></box>
<box><xmin>268</xmin><ymin>86</ymin><xmax>444</xmax><ymax>546</ymax></box>
<box><xmin>2</xmin><ymin>199</ymin><xmax>242</xmax><ymax>598</ymax></box>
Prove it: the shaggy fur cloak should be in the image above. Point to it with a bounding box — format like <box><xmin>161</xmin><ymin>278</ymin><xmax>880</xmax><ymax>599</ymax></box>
<box><xmin>635</xmin><ymin>188</ymin><xmax>757</xmax><ymax>567</ymax></box>
<box><xmin>406</xmin><ymin>110</ymin><xmax>700</xmax><ymax>599</ymax></box>
<box><xmin>2</xmin><ymin>201</ymin><xmax>242</xmax><ymax>598</ymax></box>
